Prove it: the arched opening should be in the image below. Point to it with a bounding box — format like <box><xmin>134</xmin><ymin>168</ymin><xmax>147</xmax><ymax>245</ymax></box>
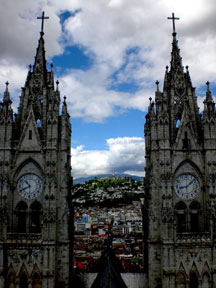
<box><xmin>182</xmin><ymin>132</ymin><xmax>190</xmax><ymax>149</ymax></box>
<box><xmin>30</xmin><ymin>201</ymin><xmax>42</xmax><ymax>233</ymax></box>
<box><xmin>16</xmin><ymin>201</ymin><xmax>28</xmax><ymax>233</ymax></box>
<box><xmin>176</xmin><ymin>272</ymin><xmax>186</xmax><ymax>288</ymax></box>
<box><xmin>176</xmin><ymin>119</ymin><xmax>181</xmax><ymax>128</ymax></box>
<box><xmin>36</xmin><ymin>119</ymin><xmax>42</xmax><ymax>127</ymax></box>
<box><xmin>175</xmin><ymin>202</ymin><xmax>187</xmax><ymax>232</ymax></box>
<box><xmin>202</xmin><ymin>272</ymin><xmax>210</xmax><ymax>288</ymax></box>
<box><xmin>20</xmin><ymin>273</ymin><xmax>28</xmax><ymax>288</ymax></box>
<box><xmin>32</xmin><ymin>273</ymin><xmax>42</xmax><ymax>288</ymax></box>
<box><xmin>7</xmin><ymin>273</ymin><xmax>15</xmax><ymax>288</ymax></box>
<box><xmin>175</xmin><ymin>113</ymin><xmax>181</xmax><ymax>131</ymax></box>
<box><xmin>189</xmin><ymin>272</ymin><xmax>199</xmax><ymax>288</ymax></box>
<box><xmin>190</xmin><ymin>201</ymin><xmax>200</xmax><ymax>232</ymax></box>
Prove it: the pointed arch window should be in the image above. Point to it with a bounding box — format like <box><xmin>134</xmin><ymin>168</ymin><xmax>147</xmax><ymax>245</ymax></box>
<box><xmin>20</xmin><ymin>273</ymin><xmax>28</xmax><ymax>288</ymax></box>
<box><xmin>176</xmin><ymin>272</ymin><xmax>186</xmax><ymax>288</ymax></box>
<box><xmin>15</xmin><ymin>200</ymin><xmax>42</xmax><ymax>234</ymax></box>
<box><xmin>189</xmin><ymin>272</ymin><xmax>199</xmax><ymax>288</ymax></box>
<box><xmin>182</xmin><ymin>132</ymin><xmax>190</xmax><ymax>149</ymax></box>
<box><xmin>16</xmin><ymin>201</ymin><xmax>28</xmax><ymax>233</ymax></box>
<box><xmin>202</xmin><ymin>272</ymin><xmax>210</xmax><ymax>288</ymax></box>
<box><xmin>175</xmin><ymin>202</ymin><xmax>187</xmax><ymax>232</ymax></box>
<box><xmin>189</xmin><ymin>201</ymin><xmax>200</xmax><ymax>232</ymax></box>
<box><xmin>7</xmin><ymin>273</ymin><xmax>15</xmax><ymax>288</ymax></box>
<box><xmin>36</xmin><ymin>119</ymin><xmax>42</xmax><ymax>127</ymax></box>
<box><xmin>29</xmin><ymin>130</ymin><xmax>32</xmax><ymax>140</ymax></box>
<box><xmin>176</xmin><ymin>119</ymin><xmax>181</xmax><ymax>128</ymax></box>
<box><xmin>175</xmin><ymin>113</ymin><xmax>181</xmax><ymax>128</ymax></box>
<box><xmin>30</xmin><ymin>201</ymin><xmax>42</xmax><ymax>233</ymax></box>
<box><xmin>32</xmin><ymin>273</ymin><xmax>42</xmax><ymax>288</ymax></box>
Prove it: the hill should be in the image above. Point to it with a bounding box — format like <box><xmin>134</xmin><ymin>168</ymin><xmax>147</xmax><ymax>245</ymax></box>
<box><xmin>73</xmin><ymin>173</ymin><xmax>143</xmax><ymax>185</ymax></box>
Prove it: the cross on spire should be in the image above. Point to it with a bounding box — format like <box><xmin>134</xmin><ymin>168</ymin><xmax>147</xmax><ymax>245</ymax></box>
<box><xmin>168</xmin><ymin>12</ymin><xmax>180</xmax><ymax>34</ymax></box>
<box><xmin>37</xmin><ymin>11</ymin><xmax>49</xmax><ymax>34</ymax></box>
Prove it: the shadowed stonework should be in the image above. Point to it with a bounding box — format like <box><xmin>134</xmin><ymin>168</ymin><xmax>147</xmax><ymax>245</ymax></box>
<box><xmin>91</xmin><ymin>246</ymin><xmax>127</xmax><ymax>288</ymax></box>
<box><xmin>143</xmin><ymin>13</ymin><xmax>214</xmax><ymax>288</ymax></box>
<box><xmin>0</xmin><ymin>12</ymin><xmax>72</xmax><ymax>287</ymax></box>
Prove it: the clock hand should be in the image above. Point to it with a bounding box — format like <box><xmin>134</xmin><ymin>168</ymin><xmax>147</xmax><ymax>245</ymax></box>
<box><xmin>20</xmin><ymin>186</ymin><xmax>30</xmax><ymax>192</ymax></box>
<box><xmin>179</xmin><ymin>179</ymin><xmax>195</xmax><ymax>190</ymax></box>
<box><xmin>179</xmin><ymin>185</ymin><xmax>187</xmax><ymax>189</ymax></box>
<box><xmin>186</xmin><ymin>179</ymin><xmax>194</xmax><ymax>188</ymax></box>
<box><xmin>24</xmin><ymin>180</ymin><xmax>31</xmax><ymax>188</ymax></box>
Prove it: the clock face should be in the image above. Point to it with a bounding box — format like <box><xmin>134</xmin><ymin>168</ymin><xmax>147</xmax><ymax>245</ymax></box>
<box><xmin>17</xmin><ymin>173</ymin><xmax>43</xmax><ymax>200</ymax></box>
<box><xmin>175</xmin><ymin>174</ymin><xmax>199</xmax><ymax>200</ymax></box>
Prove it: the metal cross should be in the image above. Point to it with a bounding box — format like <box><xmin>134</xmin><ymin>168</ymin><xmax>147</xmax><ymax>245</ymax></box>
<box><xmin>37</xmin><ymin>11</ymin><xmax>49</xmax><ymax>34</ymax></box>
<box><xmin>168</xmin><ymin>13</ymin><xmax>180</xmax><ymax>34</ymax></box>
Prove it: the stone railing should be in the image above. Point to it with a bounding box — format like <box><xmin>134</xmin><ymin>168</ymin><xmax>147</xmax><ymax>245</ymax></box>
<box><xmin>7</xmin><ymin>233</ymin><xmax>41</xmax><ymax>243</ymax></box>
<box><xmin>176</xmin><ymin>232</ymin><xmax>211</xmax><ymax>243</ymax></box>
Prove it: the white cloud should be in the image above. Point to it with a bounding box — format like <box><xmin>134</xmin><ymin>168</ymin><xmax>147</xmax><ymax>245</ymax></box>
<box><xmin>57</xmin><ymin>0</ymin><xmax>216</xmax><ymax>121</ymax></box>
<box><xmin>0</xmin><ymin>0</ymin><xmax>215</xmax><ymax>122</ymax></box>
<box><xmin>58</xmin><ymin>67</ymin><xmax>151</xmax><ymax>122</ymax></box>
<box><xmin>0</xmin><ymin>1</ymin><xmax>62</xmax><ymax>63</ymax></box>
<box><xmin>0</xmin><ymin>0</ymin><xmax>215</xmax><ymax>179</ymax></box>
<box><xmin>0</xmin><ymin>60</ymin><xmax>27</xmax><ymax>105</ymax></box>
<box><xmin>71</xmin><ymin>137</ymin><xmax>144</xmax><ymax>179</ymax></box>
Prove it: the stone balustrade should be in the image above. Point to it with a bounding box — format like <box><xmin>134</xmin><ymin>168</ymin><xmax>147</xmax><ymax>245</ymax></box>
<box><xmin>176</xmin><ymin>232</ymin><xmax>211</xmax><ymax>243</ymax></box>
<box><xmin>7</xmin><ymin>233</ymin><xmax>41</xmax><ymax>243</ymax></box>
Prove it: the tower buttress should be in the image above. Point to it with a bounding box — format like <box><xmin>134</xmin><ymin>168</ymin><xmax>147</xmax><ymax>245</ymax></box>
<box><xmin>144</xmin><ymin>14</ymin><xmax>216</xmax><ymax>288</ymax></box>
<box><xmin>0</xmin><ymin>12</ymin><xmax>72</xmax><ymax>288</ymax></box>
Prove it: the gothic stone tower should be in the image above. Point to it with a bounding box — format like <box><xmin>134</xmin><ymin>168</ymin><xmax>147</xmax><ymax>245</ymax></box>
<box><xmin>0</xmin><ymin>13</ymin><xmax>72</xmax><ymax>287</ymax></box>
<box><xmin>144</xmin><ymin>14</ymin><xmax>216</xmax><ymax>287</ymax></box>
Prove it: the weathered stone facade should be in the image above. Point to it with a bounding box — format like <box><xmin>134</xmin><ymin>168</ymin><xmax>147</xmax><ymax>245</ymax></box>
<box><xmin>144</xmin><ymin>18</ymin><xmax>216</xmax><ymax>288</ymax></box>
<box><xmin>0</xmin><ymin>21</ymin><xmax>72</xmax><ymax>287</ymax></box>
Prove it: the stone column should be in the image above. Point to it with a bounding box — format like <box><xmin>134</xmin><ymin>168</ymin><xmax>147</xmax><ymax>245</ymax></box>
<box><xmin>212</xmin><ymin>272</ymin><xmax>216</xmax><ymax>288</ymax></box>
<box><xmin>0</xmin><ymin>243</ymin><xmax>5</xmax><ymax>287</ymax></box>
<box><xmin>15</xmin><ymin>278</ymin><xmax>20</xmax><ymax>288</ymax></box>
<box><xmin>28</xmin><ymin>278</ymin><xmax>32</xmax><ymax>288</ymax></box>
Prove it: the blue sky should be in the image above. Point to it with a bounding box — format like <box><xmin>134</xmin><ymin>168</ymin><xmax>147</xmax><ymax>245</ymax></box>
<box><xmin>0</xmin><ymin>0</ymin><xmax>216</xmax><ymax>178</ymax></box>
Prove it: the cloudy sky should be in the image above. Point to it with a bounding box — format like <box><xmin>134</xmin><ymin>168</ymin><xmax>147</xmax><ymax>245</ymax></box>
<box><xmin>0</xmin><ymin>0</ymin><xmax>216</xmax><ymax>179</ymax></box>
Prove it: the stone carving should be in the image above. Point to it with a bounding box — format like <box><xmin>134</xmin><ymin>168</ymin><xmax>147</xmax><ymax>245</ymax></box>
<box><xmin>7</xmin><ymin>233</ymin><xmax>41</xmax><ymax>241</ymax></box>
<box><xmin>161</xmin><ymin>195</ymin><xmax>174</xmax><ymax>223</ymax></box>
<box><xmin>208</xmin><ymin>196</ymin><xmax>216</xmax><ymax>218</ymax></box>
<box><xmin>0</xmin><ymin>206</ymin><xmax>8</xmax><ymax>223</ymax></box>
<box><xmin>176</xmin><ymin>232</ymin><xmax>211</xmax><ymax>243</ymax></box>
<box><xmin>174</xmin><ymin>76</ymin><xmax>186</xmax><ymax>97</ymax></box>
<box><xmin>43</xmin><ymin>211</ymin><xmax>56</xmax><ymax>223</ymax></box>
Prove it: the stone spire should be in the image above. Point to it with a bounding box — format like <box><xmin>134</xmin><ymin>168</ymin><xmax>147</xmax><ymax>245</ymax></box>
<box><xmin>0</xmin><ymin>82</ymin><xmax>13</xmax><ymax>122</ymax></box>
<box><xmin>62</xmin><ymin>96</ymin><xmax>69</xmax><ymax>116</ymax></box>
<box><xmin>205</xmin><ymin>81</ymin><xmax>213</xmax><ymax>103</ymax></box>
<box><xmin>91</xmin><ymin>246</ymin><xmax>127</xmax><ymax>288</ymax></box>
<box><xmin>170</xmin><ymin>29</ymin><xmax>183</xmax><ymax>73</ymax></box>
<box><xmin>167</xmin><ymin>13</ymin><xmax>183</xmax><ymax>72</ymax></box>
<box><xmin>0</xmin><ymin>81</ymin><xmax>13</xmax><ymax>152</ymax></box>
<box><xmin>3</xmin><ymin>81</ymin><xmax>11</xmax><ymax>103</ymax></box>
<box><xmin>91</xmin><ymin>225</ymin><xmax>127</xmax><ymax>288</ymax></box>
<box><xmin>25</xmin><ymin>28</ymin><xmax>47</xmax><ymax>91</ymax></box>
<box><xmin>16</xmin><ymin>12</ymin><xmax>57</xmax><ymax>139</ymax></box>
<box><xmin>203</xmin><ymin>81</ymin><xmax>215</xmax><ymax>116</ymax></box>
<box><xmin>60</xmin><ymin>96</ymin><xmax>71</xmax><ymax>147</ymax></box>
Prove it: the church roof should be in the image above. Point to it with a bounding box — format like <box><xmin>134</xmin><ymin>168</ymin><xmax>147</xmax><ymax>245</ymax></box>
<box><xmin>91</xmin><ymin>245</ymin><xmax>127</xmax><ymax>288</ymax></box>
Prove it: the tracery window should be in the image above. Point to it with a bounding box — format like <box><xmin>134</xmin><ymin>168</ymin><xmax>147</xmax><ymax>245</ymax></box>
<box><xmin>189</xmin><ymin>201</ymin><xmax>200</xmax><ymax>232</ymax></box>
<box><xmin>16</xmin><ymin>201</ymin><xmax>28</xmax><ymax>233</ymax></box>
<box><xmin>7</xmin><ymin>273</ymin><xmax>15</xmax><ymax>288</ymax></box>
<box><xmin>15</xmin><ymin>201</ymin><xmax>42</xmax><ymax>233</ymax></box>
<box><xmin>189</xmin><ymin>272</ymin><xmax>198</xmax><ymax>288</ymax></box>
<box><xmin>30</xmin><ymin>201</ymin><xmax>41</xmax><ymax>233</ymax></box>
<box><xmin>32</xmin><ymin>273</ymin><xmax>42</xmax><ymax>288</ymax></box>
<box><xmin>20</xmin><ymin>273</ymin><xmax>28</xmax><ymax>288</ymax></box>
<box><xmin>176</xmin><ymin>272</ymin><xmax>186</xmax><ymax>288</ymax></box>
<box><xmin>175</xmin><ymin>202</ymin><xmax>187</xmax><ymax>232</ymax></box>
<box><xmin>202</xmin><ymin>272</ymin><xmax>210</xmax><ymax>288</ymax></box>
